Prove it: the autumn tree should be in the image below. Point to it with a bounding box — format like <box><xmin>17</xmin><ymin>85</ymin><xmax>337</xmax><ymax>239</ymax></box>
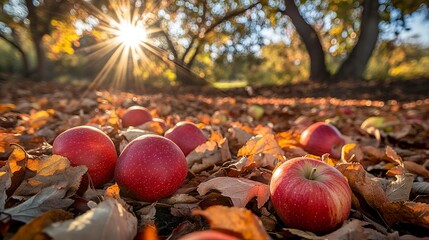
<box><xmin>267</xmin><ymin>0</ymin><xmax>428</xmax><ymax>82</ymax></box>
<box><xmin>155</xmin><ymin>0</ymin><xmax>262</xmax><ymax>85</ymax></box>
<box><xmin>0</xmin><ymin>0</ymin><xmax>78</xmax><ymax>80</ymax></box>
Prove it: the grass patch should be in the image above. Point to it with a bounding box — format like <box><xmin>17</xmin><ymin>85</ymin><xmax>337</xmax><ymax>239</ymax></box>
<box><xmin>212</xmin><ymin>80</ymin><xmax>248</xmax><ymax>89</ymax></box>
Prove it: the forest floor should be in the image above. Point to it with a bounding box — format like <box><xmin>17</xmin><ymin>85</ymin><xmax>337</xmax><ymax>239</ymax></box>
<box><xmin>0</xmin><ymin>78</ymin><xmax>428</xmax><ymax>239</ymax></box>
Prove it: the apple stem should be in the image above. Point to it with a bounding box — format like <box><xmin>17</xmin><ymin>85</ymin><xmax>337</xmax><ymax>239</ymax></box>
<box><xmin>308</xmin><ymin>167</ymin><xmax>317</xmax><ymax>180</ymax></box>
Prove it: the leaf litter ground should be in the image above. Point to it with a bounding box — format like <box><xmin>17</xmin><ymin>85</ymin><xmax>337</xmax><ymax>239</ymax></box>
<box><xmin>0</xmin><ymin>80</ymin><xmax>429</xmax><ymax>239</ymax></box>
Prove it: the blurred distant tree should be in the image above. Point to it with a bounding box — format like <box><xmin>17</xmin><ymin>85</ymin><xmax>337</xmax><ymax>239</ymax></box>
<box><xmin>155</xmin><ymin>0</ymin><xmax>261</xmax><ymax>85</ymax></box>
<box><xmin>266</xmin><ymin>0</ymin><xmax>428</xmax><ymax>82</ymax></box>
<box><xmin>0</xmin><ymin>0</ymin><xmax>78</xmax><ymax>80</ymax></box>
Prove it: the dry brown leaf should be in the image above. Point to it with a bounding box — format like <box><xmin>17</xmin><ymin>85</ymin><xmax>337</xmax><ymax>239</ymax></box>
<box><xmin>361</xmin><ymin>146</ymin><xmax>385</xmax><ymax>162</ymax></box>
<box><xmin>14</xmin><ymin>164</ymin><xmax>87</xmax><ymax>197</ymax></box>
<box><xmin>4</xmin><ymin>185</ymin><xmax>74</xmax><ymax>223</ymax></box>
<box><xmin>44</xmin><ymin>198</ymin><xmax>137</xmax><ymax>240</ymax></box>
<box><xmin>0</xmin><ymin>103</ymin><xmax>16</xmax><ymax>113</ymax></box>
<box><xmin>197</xmin><ymin>177</ymin><xmax>269</xmax><ymax>208</ymax></box>
<box><xmin>0</xmin><ymin>171</ymin><xmax>11</xmax><ymax>210</ymax></box>
<box><xmin>187</xmin><ymin>132</ymin><xmax>231</xmax><ymax>173</ymax></box>
<box><xmin>228</xmin><ymin>127</ymin><xmax>253</xmax><ymax>146</ymax></box>
<box><xmin>26</xmin><ymin>155</ymin><xmax>70</xmax><ymax>175</ymax></box>
<box><xmin>412</xmin><ymin>182</ymin><xmax>429</xmax><ymax>195</ymax></box>
<box><xmin>404</xmin><ymin>161</ymin><xmax>429</xmax><ymax>178</ymax></box>
<box><xmin>381</xmin><ymin>201</ymin><xmax>429</xmax><ymax>228</ymax></box>
<box><xmin>385</xmin><ymin>146</ymin><xmax>404</xmax><ymax>167</ymax></box>
<box><xmin>341</xmin><ymin>143</ymin><xmax>364</xmax><ymax>163</ymax></box>
<box><xmin>336</xmin><ymin>163</ymin><xmax>388</xmax><ymax>214</ymax></box>
<box><xmin>193</xmin><ymin>205</ymin><xmax>270</xmax><ymax>240</ymax></box>
<box><xmin>1</xmin><ymin>145</ymin><xmax>27</xmax><ymax>198</ymax></box>
<box><xmin>386</xmin><ymin>173</ymin><xmax>414</xmax><ymax>202</ymax></box>
<box><xmin>11</xmin><ymin>209</ymin><xmax>73</xmax><ymax>240</ymax></box>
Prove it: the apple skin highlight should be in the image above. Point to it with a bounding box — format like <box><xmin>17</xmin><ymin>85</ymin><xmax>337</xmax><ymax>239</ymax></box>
<box><xmin>270</xmin><ymin>157</ymin><xmax>352</xmax><ymax>234</ymax></box>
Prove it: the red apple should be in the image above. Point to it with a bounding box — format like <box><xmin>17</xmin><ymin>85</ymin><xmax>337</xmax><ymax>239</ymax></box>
<box><xmin>114</xmin><ymin>134</ymin><xmax>187</xmax><ymax>201</ymax></box>
<box><xmin>270</xmin><ymin>157</ymin><xmax>351</xmax><ymax>234</ymax></box>
<box><xmin>121</xmin><ymin>106</ymin><xmax>152</xmax><ymax>128</ymax></box>
<box><xmin>164</xmin><ymin>121</ymin><xmax>207</xmax><ymax>156</ymax></box>
<box><xmin>299</xmin><ymin>122</ymin><xmax>345</xmax><ymax>159</ymax></box>
<box><xmin>52</xmin><ymin>126</ymin><xmax>117</xmax><ymax>187</ymax></box>
<box><xmin>177</xmin><ymin>230</ymin><xmax>240</xmax><ymax>240</ymax></box>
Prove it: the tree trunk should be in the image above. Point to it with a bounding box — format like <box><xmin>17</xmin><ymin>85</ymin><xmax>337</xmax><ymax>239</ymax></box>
<box><xmin>334</xmin><ymin>0</ymin><xmax>380</xmax><ymax>80</ymax></box>
<box><xmin>0</xmin><ymin>35</ymin><xmax>30</xmax><ymax>77</ymax></box>
<box><xmin>283</xmin><ymin>0</ymin><xmax>330</xmax><ymax>82</ymax></box>
<box><xmin>175</xmin><ymin>61</ymin><xmax>205</xmax><ymax>86</ymax></box>
<box><xmin>30</xmin><ymin>34</ymin><xmax>48</xmax><ymax>80</ymax></box>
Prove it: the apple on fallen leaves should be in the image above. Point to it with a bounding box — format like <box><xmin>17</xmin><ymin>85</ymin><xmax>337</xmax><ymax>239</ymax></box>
<box><xmin>299</xmin><ymin>122</ymin><xmax>345</xmax><ymax>159</ymax></box>
<box><xmin>121</xmin><ymin>106</ymin><xmax>153</xmax><ymax>128</ymax></box>
<box><xmin>114</xmin><ymin>134</ymin><xmax>188</xmax><ymax>202</ymax></box>
<box><xmin>164</xmin><ymin>121</ymin><xmax>207</xmax><ymax>156</ymax></box>
<box><xmin>52</xmin><ymin>126</ymin><xmax>117</xmax><ymax>187</ymax></box>
<box><xmin>177</xmin><ymin>230</ymin><xmax>240</xmax><ymax>240</ymax></box>
<box><xmin>270</xmin><ymin>157</ymin><xmax>352</xmax><ymax>234</ymax></box>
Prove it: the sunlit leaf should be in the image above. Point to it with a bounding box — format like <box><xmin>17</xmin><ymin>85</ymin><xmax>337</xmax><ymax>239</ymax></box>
<box><xmin>193</xmin><ymin>205</ymin><xmax>270</xmax><ymax>240</ymax></box>
<box><xmin>12</xmin><ymin>209</ymin><xmax>73</xmax><ymax>240</ymax></box>
<box><xmin>197</xmin><ymin>177</ymin><xmax>269</xmax><ymax>208</ymax></box>
<box><xmin>44</xmin><ymin>198</ymin><xmax>137</xmax><ymax>240</ymax></box>
<box><xmin>4</xmin><ymin>186</ymin><xmax>74</xmax><ymax>223</ymax></box>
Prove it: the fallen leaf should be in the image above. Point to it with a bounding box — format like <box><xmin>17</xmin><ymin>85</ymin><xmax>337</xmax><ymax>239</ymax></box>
<box><xmin>386</xmin><ymin>173</ymin><xmax>414</xmax><ymax>202</ymax></box>
<box><xmin>187</xmin><ymin>132</ymin><xmax>231</xmax><ymax>173</ymax></box>
<box><xmin>237</xmin><ymin>134</ymin><xmax>284</xmax><ymax>168</ymax></box>
<box><xmin>197</xmin><ymin>177</ymin><xmax>269</xmax><ymax>208</ymax></box>
<box><xmin>323</xmin><ymin>219</ymin><xmax>399</xmax><ymax>240</ymax></box>
<box><xmin>403</xmin><ymin>161</ymin><xmax>429</xmax><ymax>178</ymax></box>
<box><xmin>193</xmin><ymin>205</ymin><xmax>270</xmax><ymax>240</ymax></box>
<box><xmin>1</xmin><ymin>145</ymin><xmax>27</xmax><ymax>198</ymax></box>
<box><xmin>0</xmin><ymin>171</ymin><xmax>11</xmax><ymax>210</ymax></box>
<box><xmin>0</xmin><ymin>103</ymin><xmax>16</xmax><ymax>113</ymax></box>
<box><xmin>11</xmin><ymin>209</ymin><xmax>73</xmax><ymax>240</ymax></box>
<box><xmin>44</xmin><ymin>198</ymin><xmax>137</xmax><ymax>240</ymax></box>
<box><xmin>12</xmin><ymin>155</ymin><xmax>85</xmax><ymax>198</ymax></box>
<box><xmin>29</xmin><ymin>109</ymin><xmax>55</xmax><ymax>130</ymax></box>
<box><xmin>385</xmin><ymin>146</ymin><xmax>404</xmax><ymax>167</ymax></box>
<box><xmin>336</xmin><ymin>163</ymin><xmax>388</xmax><ymax>218</ymax></box>
<box><xmin>341</xmin><ymin>143</ymin><xmax>364</xmax><ymax>163</ymax></box>
<box><xmin>412</xmin><ymin>182</ymin><xmax>429</xmax><ymax>195</ymax></box>
<box><xmin>228</xmin><ymin>127</ymin><xmax>253</xmax><ymax>146</ymax></box>
<box><xmin>4</xmin><ymin>185</ymin><xmax>74</xmax><ymax>223</ymax></box>
<box><xmin>381</xmin><ymin>201</ymin><xmax>429</xmax><ymax>228</ymax></box>
<box><xmin>27</xmin><ymin>155</ymin><xmax>70</xmax><ymax>175</ymax></box>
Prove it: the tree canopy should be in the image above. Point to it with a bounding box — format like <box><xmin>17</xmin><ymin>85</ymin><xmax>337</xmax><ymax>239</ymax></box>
<box><xmin>0</xmin><ymin>0</ymin><xmax>428</xmax><ymax>86</ymax></box>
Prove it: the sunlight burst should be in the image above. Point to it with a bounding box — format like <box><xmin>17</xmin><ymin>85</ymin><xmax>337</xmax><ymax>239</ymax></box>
<box><xmin>80</xmin><ymin>0</ymin><xmax>164</xmax><ymax>92</ymax></box>
<box><xmin>114</xmin><ymin>22</ymin><xmax>147</xmax><ymax>48</ymax></box>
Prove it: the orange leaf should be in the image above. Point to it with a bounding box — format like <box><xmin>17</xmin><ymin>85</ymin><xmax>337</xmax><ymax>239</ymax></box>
<box><xmin>193</xmin><ymin>205</ymin><xmax>270</xmax><ymax>240</ymax></box>
<box><xmin>381</xmin><ymin>201</ymin><xmax>429</xmax><ymax>228</ymax></box>
<box><xmin>341</xmin><ymin>143</ymin><xmax>363</xmax><ymax>163</ymax></box>
<box><xmin>12</xmin><ymin>209</ymin><xmax>72</xmax><ymax>240</ymax></box>
<box><xmin>404</xmin><ymin>161</ymin><xmax>429</xmax><ymax>178</ymax></box>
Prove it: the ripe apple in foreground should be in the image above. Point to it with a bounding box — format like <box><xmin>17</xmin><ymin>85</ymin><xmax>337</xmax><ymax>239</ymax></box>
<box><xmin>114</xmin><ymin>134</ymin><xmax>187</xmax><ymax>201</ymax></box>
<box><xmin>177</xmin><ymin>230</ymin><xmax>240</xmax><ymax>240</ymax></box>
<box><xmin>300</xmin><ymin>122</ymin><xmax>345</xmax><ymax>159</ymax></box>
<box><xmin>52</xmin><ymin>126</ymin><xmax>117</xmax><ymax>187</ymax></box>
<box><xmin>270</xmin><ymin>157</ymin><xmax>351</xmax><ymax>234</ymax></box>
<box><xmin>121</xmin><ymin>106</ymin><xmax>153</xmax><ymax>128</ymax></box>
<box><xmin>164</xmin><ymin>121</ymin><xmax>207</xmax><ymax>156</ymax></box>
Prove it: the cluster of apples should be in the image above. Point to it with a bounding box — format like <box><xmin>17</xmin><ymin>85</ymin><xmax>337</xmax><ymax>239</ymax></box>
<box><xmin>53</xmin><ymin>106</ymin><xmax>206</xmax><ymax>201</ymax></box>
<box><xmin>53</xmin><ymin>105</ymin><xmax>352</xmax><ymax>235</ymax></box>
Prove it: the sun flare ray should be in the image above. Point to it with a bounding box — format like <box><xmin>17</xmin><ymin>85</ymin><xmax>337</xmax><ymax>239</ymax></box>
<box><xmin>78</xmin><ymin>0</ymin><xmax>163</xmax><ymax>92</ymax></box>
